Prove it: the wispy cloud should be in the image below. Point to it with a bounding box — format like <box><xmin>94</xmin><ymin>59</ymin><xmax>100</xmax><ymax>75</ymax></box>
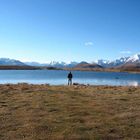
<box><xmin>120</xmin><ymin>51</ymin><xmax>131</xmax><ymax>54</ymax></box>
<box><xmin>85</xmin><ymin>42</ymin><xmax>93</xmax><ymax>46</ymax></box>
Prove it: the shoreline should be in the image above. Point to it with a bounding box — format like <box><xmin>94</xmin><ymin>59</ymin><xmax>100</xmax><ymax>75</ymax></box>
<box><xmin>0</xmin><ymin>83</ymin><xmax>139</xmax><ymax>87</ymax></box>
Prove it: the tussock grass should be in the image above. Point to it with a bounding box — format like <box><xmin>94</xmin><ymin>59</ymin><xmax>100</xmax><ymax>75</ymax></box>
<box><xmin>0</xmin><ymin>84</ymin><xmax>140</xmax><ymax>140</ymax></box>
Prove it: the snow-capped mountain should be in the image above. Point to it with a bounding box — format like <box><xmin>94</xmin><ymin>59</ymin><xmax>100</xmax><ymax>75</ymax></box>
<box><xmin>25</xmin><ymin>61</ymin><xmax>78</xmax><ymax>68</ymax></box>
<box><xmin>107</xmin><ymin>57</ymin><xmax>129</xmax><ymax>67</ymax></box>
<box><xmin>125</xmin><ymin>54</ymin><xmax>140</xmax><ymax>63</ymax></box>
<box><xmin>49</xmin><ymin>61</ymin><xmax>67</xmax><ymax>68</ymax></box>
<box><xmin>0</xmin><ymin>58</ymin><xmax>26</xmax><ymax>66</ymax></box>
<box><xmin>95</xmin><ymin>60</ymin><xmax>111</xmax><ymax>67</ymax></box>
<box><xmin>1</xmin><ymin>54</ymin><xmax>140</xmax><ymax>68</ymax></box>
<box><xmin>66</xmin><ymin>62</ymin><xmax>78</xmax><ymax>68</ymax></box>
<box><xmin>94</xmin><ymin>57</ymin><xmax>128</xmax><ymax>67</ymax></box>
<box><xmin>95</xmin><ymin>54</ymin><xmax>140</xmax><ymax>67</ymax></box>
<box><xmin>49</xmin><ymin>61</ymin><xmax>79</xmax><ymax>68</ymax></box>
<box><xmin>25</xmin><ymin>62</ymin><xmax>47</xmax><ymax>66</ymax></box>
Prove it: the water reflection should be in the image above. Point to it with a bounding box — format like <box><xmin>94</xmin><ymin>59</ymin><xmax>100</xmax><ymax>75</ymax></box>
<box><xmin>0</xmin><ymin>70</ymin><xmax>140</xmax><ymax>86</ymax></box>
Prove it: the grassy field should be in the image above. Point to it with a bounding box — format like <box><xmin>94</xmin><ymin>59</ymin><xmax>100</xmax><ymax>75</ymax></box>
<box><xmin>0</xmin><ymin>84</ymin><xmax>140</xmax><ymax>140</ymax></box>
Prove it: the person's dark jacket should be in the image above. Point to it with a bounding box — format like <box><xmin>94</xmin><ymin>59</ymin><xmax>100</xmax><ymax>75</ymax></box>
<box><xmin>68</xmin><ymin>73</ymin><xmax>73</xmax><ymax>79</ymax></box>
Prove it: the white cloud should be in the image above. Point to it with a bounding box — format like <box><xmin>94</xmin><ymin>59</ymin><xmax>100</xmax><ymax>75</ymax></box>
<box><xmin>120</xmin><ymin>51</ymin><xmax>131</xmax><ymax>54</ymax></box>
<box><xmin>85</xmin><ymin>42</ymin><xmax>93</xmax><ymax>46</ymax></box>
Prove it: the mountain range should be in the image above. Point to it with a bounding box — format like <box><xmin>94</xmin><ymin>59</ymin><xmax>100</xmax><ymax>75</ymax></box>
<box><xmin>0</xmin><ymin>54</ymin><xmax>140</xmax><ymax>69</ymax></box>
<box><xmin>0</xmin><ymin>58</ymin><xmax>25</xmax><ymax>66</ymax></box>
<box><xmin>95</xmin><ymin>54</ymin><xmax>140</xmax><ymax>68</ymax></box>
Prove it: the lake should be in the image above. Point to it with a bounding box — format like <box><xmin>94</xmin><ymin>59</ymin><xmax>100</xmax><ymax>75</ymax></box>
<box><xmin>0</xmin><ymin>70</ymin><xmax>140</xmax><ymax>86</ymax></box>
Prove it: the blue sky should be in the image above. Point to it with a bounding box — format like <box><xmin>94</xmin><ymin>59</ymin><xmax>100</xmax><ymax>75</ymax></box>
<box><xmin>0</xmin><ymin>0</ymin><xmax>140</xmax><ymax>63</ymax></box>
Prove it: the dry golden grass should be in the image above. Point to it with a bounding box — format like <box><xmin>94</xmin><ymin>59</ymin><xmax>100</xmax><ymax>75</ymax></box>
<box><xmin>0</xmin><ymin>84</ymin><xmax>140</xmax><ymax>140</ymax></box>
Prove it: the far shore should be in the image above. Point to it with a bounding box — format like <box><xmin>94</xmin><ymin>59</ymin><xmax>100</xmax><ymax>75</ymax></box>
<box><xmin>0</xmin><ymin>65</ymin><xmax>140</xmax><ymax>73</ymax></box>
<box><xmin>0</xmin><ymin>83</ymin><xmax>140</xmax><ymax>140</ymax></box>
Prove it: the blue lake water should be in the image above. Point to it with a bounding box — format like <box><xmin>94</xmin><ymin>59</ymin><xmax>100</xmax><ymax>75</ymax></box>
<box><xmin>0</xmin><ymin>70</ymin><xmax>140</xmax><ymax>86</ymax></box>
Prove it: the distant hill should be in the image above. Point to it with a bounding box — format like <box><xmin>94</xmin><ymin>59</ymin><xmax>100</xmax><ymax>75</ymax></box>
<box><xmin>0</xmin><ymin>58</ymin><xmax>26</xmax><ymax>66</ymax></box>
<box><xmin>115</xmin><ymin>62</ymin><xmax>140</xmax><ymax>72</ymax></box>
<box><xmin>74</xmin><ymin>61</ymin><xmax>88</xmax><ymax>67</ymax></box>
<box><xmin>75</xmin><ymin>61</ymin><xmax>103</xmax><ymax>69</ymax></box>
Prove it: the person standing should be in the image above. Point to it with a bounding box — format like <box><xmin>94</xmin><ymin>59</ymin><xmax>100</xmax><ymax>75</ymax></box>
<box><xmin>67</xmin><ymin>71</ymin><xmax>73</xmax><ymax>85</ymax></box>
